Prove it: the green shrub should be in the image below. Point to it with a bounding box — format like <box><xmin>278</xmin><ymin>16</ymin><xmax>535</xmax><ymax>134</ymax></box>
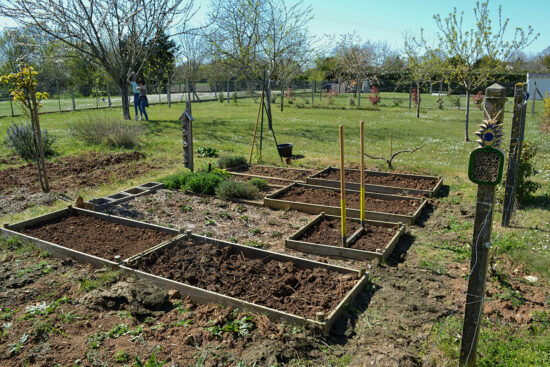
<box><xmin>215</xmin><ymin>180</ymin><xmax>259</xmax><ymax>200</ymax></box>
<box><xmin>218</xmin><ymin>93</ymin><xmax>225</xmax><ymax>103</ymax></box>
<box><xmin>196</xmin><ymin>146</ymin><xmax>219</xmax><ymax>158</ymax></box>
<box><xmin>249</xmin><ymin>178</ymin><xmax>268</xmax><ymax>191</ymax></box>
<box><xmin>160</xmin><ymin>172</ymin><xmax>193</xmax><ymax>190</ymax></box>
<box><xmin>161</xmin><ymin>169</ymin><xmax>229</xmax><ymax>194</ymax></box>
<box><xmin>70</xmin><ymin>115</ymin><xmax>142</xmax><ymax>148</ymax></box>
<box><xmin>348</xmin><ymin>97</ymin><xmax>355</xmax><ymax>106</ymax></box>
<box><xmin>218</xmin><ymin>155</ymin><xmax>247</xmax><ymax>169</ymax></box>
<box><xmin>232</xmin><ymin>91</ymin><xmax>238</xmax><ymax>103</ymax></box>
<box><xmin>515</xmin><ymin>142</ymin><xmax>541</xmax><ymax>204</ymax></box>
<box><xmin>4</xmin><ymin>122</ymin><xmax>56</xmax><ymax>161</ymax></box>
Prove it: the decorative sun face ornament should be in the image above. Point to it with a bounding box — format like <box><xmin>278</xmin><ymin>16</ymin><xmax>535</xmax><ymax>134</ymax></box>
<box><xmin>468</xmin><ymin>108</ymin><xmax>505</xmax><ymax>185</ymax></box>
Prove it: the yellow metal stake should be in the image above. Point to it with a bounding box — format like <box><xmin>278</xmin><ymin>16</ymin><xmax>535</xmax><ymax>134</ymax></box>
<box><xmin>360</xmin><ymin>120</ymin><xmax>365</xmax><ymax>229</ymax></box>
<box><xmin>339</xmin><ymin>125</ymin><xmax>347</xmax><ymax>247</ymax></box>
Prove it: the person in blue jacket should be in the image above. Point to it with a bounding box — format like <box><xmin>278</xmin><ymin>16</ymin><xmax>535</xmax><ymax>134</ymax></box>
<box><xmin>129</xmin><ymin>78</ymin><xmax>140</xmax><ymax>120</ymax></box>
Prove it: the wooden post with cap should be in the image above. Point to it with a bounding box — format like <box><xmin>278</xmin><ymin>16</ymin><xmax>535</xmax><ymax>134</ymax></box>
<box><xmin>360</xmin><ymin>120</ymin><xmax>365</xmax><ymax>229</ymax></box>
<box><xmin>459</xmin><ymin>83</ymin><xmax>506</xmax><ymax>367</ymax></box>
<box><xmin>339</xmin><ymin>125</ymin><xmax>347</xmax><ymax>247</ymax></box>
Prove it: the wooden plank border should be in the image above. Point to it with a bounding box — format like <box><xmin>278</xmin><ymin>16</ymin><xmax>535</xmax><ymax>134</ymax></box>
<box><xmin>307</xmin><ymin>167</ymin><xmax>443</xmax><ymax>197</ymax></box>
<box><xmin>264</xmin><ymin>183</ymin><xmax>426</xmax><ymax>225</ymax></box>
<box><xmin>124</xmin><ymin>232</ymin><xmax>369</xmax><ymax>333</ymax></box>
<box><xmin>285</xmin><ymin>213</ymin><xmax>406</xmax><ymax>261</ymax></box>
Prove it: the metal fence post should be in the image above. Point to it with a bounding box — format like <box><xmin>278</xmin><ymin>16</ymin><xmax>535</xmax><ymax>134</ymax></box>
<box><xmin>10</xmin><ymin>100</ymin><xmax>15</xmax><ymax>117</ymax></box>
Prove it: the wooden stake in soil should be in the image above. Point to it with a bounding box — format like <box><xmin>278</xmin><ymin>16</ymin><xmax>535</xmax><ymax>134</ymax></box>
<box><xmin>249</xmin><ymin>90</ymin><xmax>265</xmax><ymax>164</ymax></box>
<box><xmin>360</xmin><ymin>120</ymin><xmax>365</xmax><ymax>229</ymax></box>
<box><xmin>502</xmin><ymin>83</ymin><xmax>528</xmax><ymax>227</ymax></box>
<box><xmin>460</xmin><ymin>83</ymin><xmax>506</xmax><ymax>367</ymax></box>
<box><xmin>339</xmin><ymin>125</ymin><xmax>347</xmax><ymax>247</ymax></box>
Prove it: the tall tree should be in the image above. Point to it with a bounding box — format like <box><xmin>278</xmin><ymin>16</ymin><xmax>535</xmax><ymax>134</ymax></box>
<box><xmin>1</xmin><ymin>0</ymin><xmax>196</xmax><ymax>119</ymax></box>
<box><xmin>409</xmin><ymin>1</ymin><xmax>538</xmax><ymax>140</ymax></box>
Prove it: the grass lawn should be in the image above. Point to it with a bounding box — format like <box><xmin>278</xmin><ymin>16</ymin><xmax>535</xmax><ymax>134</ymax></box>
<box><xmin>0</xmin><ymin>91</ymin><xmax>549</xmax><ymax>366</ymax></box>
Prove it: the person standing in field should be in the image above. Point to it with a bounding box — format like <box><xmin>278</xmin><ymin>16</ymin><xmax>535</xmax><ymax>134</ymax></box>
<box><xmin>129</xmin><ymin>79</ymin><xmax>140</xmax><ymax>120</ymax></box>
<box><xmin>136</xmin><ymin>80</ymin><xmax>149</xmax><ymax>121</ymax></box>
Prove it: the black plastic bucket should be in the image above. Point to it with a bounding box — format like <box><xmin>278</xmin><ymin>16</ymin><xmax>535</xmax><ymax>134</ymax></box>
<box><xmin>277</xmin><ymin>143</ymin><xmax>293</xmax><ymax>158</ymax></box>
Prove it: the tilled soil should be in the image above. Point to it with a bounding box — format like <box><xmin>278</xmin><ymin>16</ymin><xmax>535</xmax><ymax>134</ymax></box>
<box><xmin>229</xmin><ymin>165</ymin><xmax>314</xmax><ymax>181</ymax></box>
<box><xmin>299</xmin><ymin>217</ymin><xmax>398</xmax><ymax>251</ymax></box>
<box><xmin>131</xmin><ymin>238</ymin><xmax>358</xmax><ymax>319</ymax></box>
<box><xmin>278</xmin><ymin>185</ymin><xmax>421</xmax><ymax>215</ymax></box>
<box><xmin>20</xmin><ymin>211</ymin><xmax>174</xmax><ymax>260</ymax></box>
<box><xmin>0</xmin><ymin>151</ymin><xmax>157</xmax><ymax>194</ymax></box>
<box><xmin>319</xmin><ymin>168</ymin><xmax>439</xmax><ymax>190</ymax></box>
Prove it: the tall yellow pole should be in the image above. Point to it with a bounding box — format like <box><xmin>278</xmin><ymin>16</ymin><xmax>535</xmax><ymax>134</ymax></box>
<box><xmin>339</xmin><ymin>125</ymin><xmax>347</xmax><ymax>247</ymax></box>
<box><xmin>360</xmin><ymin>120</ymin><xmax>365</xmax><ymax>229</ymax></box>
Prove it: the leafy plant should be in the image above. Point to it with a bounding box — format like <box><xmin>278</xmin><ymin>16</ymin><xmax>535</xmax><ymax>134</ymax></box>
<box><xmin>215</xmin><ymin>180</ymin><xmax>259</xmax><ymax>200</ymax></box>
<box><xmin>186</xmin><ymin>171</ymin><xmax>228</xmax><ymax>195</ymax></box>
<box><xmin>9</xmin><ymin>332</ymin><xmax>28</xmax><ymax>355</ymax></box>
<box><xmin>134</xmin><ymin>346</ymin><xmax>165</xmax><ymax>367</ymax></box>
<box><xmin>248</xmin><ymin>177</ymin><xmax>268</xmax><ymax>191</ymax></box>
<box><xmin>218</xmin><ymin>93</ymin><xmax>224</xmax><ymax>103</ymax></box>
<box><xmin>515</xmin><ymin>142</ymin><xmax>541</xmax><ymax>204</ymax></box>
<box><xmin>70</xmin><ymin>115</ymin><xmax>143</xmax><ymax>148</ymax></box>
<box><xmin>196</xmin><ymin>146</ymin><xmax>218</xmax><ymax>158</ymax></box>
<box><xmin>114</xmin><ymin>349</ymin><xmax>129</xmax><ymax>363</ymax></box>
<box><xmin>217</xmin><ymin>155</ymin><xmax>247</xmax><ymax>169</ymax></box>
<box><xmin>348</xmin><ymin>97</ymin><xmax>355</xmax><ymax>106</ymax></box>
<box><xmin>5</xmin><ymin>122</ymin><xmax>56</xmax><ymax>161</ymax></box>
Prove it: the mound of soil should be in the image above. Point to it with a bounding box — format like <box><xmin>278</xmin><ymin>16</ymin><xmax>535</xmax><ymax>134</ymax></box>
<box><xmin>299</xmin><ymin>217</ymin><xmax>360</xmax><ymax>247</ymax></box>
<box><xmin>318</xmin><ymin>168</ymin><xmax>438</xmax><ymax>190</ymax></box>
<box><xmin>20</xmin><ymin>211</ymin><xmax>174</xmax><ymax>260</ymax></box>
<box><xmin>0</xmin><ymin>151</ymin><xmax>157</xmax><ymax>194</ymax></box>
<box><xmin>349</xmin><ymin>226</ymin><xmax>397</xmax><ymax>251</ymax></box>
<box><xmin>277</xmin><ymin>185</ymin><xmax>420</xmax><ymax>215</ymax></box>
<box><xmin>131</xmin><ymin>238</ymin><xmax>357</xmax><ymax>319</ymax></box>
<box><xmin>229</xmin><ymin>165</ymin><xmax>313</xmax><ymax>181</ymax></box>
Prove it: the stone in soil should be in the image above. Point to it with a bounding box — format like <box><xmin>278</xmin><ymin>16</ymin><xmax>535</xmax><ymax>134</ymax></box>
<box><xmin>319</xmin><ymin>168</ymin><xmax>438</xmax><ymax>190</ymax></box>
<box><xmin>130</xmin><ymin>238</ymin><xmax>357</xmax><ymax>319</ymax></box>
<box><xmin>20</xmin><ymin>211</ymin><xmax>173</xmax><ymax>260</ymax></box>
<box><xmin>278</xmin><ymin>185</ymin><xmax>420</xmax><ymax>215</ymax></box>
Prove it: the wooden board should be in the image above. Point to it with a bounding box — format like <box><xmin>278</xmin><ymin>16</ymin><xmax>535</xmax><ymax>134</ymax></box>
<box><xmin>124</xmin><ymin>232</ymin><xmax>369</xmax><ymax>333</ymax></box>
<box><xmin>264</xmin><ymin>183</ymin><xmax>426</xmax><ymax>225</ymax></box>
<box><xmin>285</xmin><ymin>213</ymin><xmax>406</xmax><ymax>261</ymax></box>
<box><xmin>307</xmin><ymin>167</ymin><xmax>443</xmax><ymax>197</ymax></box>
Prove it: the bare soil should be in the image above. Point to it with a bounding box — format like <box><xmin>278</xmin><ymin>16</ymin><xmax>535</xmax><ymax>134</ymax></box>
<box><xmin>319</xmin><ymin>168</ymin><xmax>439</xmax><ymax>190</ymax></box>
<box><xmin>130</xmin><ymin>237</ymin><xmax>358</xmax><ymax>319</ymax></box>
<box><xmin>20</xmin><ymin>211</ymin><xmax>174</xmax><ymax>260</ymax></box>
<box><xmin>229</xmin><ymin>165</ymin><xmax>314</xmax><ymax>181</ymax></box>
<box><xmin>299</xmin><ymin>217</ymin><xmax>398</xmax><ymax>252</ymax></box>
<box><xmin>278</xmin><ymin>185</ymin><xmax>421</xmax><ymax>215</ymax></box>
<box><xmin>0</xmin><ymin>151</ymin><xmax>158</xmax><ymax>194</ymax></box>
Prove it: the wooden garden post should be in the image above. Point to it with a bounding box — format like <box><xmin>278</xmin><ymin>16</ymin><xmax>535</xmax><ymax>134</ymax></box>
<box><xmin>459</xmin><ymin>83</ymin><xmax>506</xmax><ymax>367</ymax></box>
<box><xmin>531</xmin><ymin>81</ymin><xmax>537</xmax><ymax>116</ymax></box>
<box><xmin>249</xmin><ymin>91</ymin><xmax>264</xmax><ymax>164</ymax></box>
<box><xmin>360</xmin><ymin>120</ymin><xmax>365</xmax><ymax>229</ymax></box>
<box><xmin>180</xmin><ymin>101</ymin><xmax>194</xmax><ymax>171</ymax></box>
<box><xmin>311</xmin><ymin>81</ymin><xmax>315</xmax><ymax>106</ymax></box>
<box><xmin>502</xmin><ymin>83</ymin><xmax>528</xmax><ymax>227</ymax></box>
<box><xmin>107</xmin><ymin>85</ymin><xmax>112</xmax><ymax>107</ymax></box>
<box><xmin>280</xmin><ymin>86</ymin><xmax>284</xmax><ymax>112</ymax></box>
<box><xmin>339</xmin><ymin>125</ymin><xmax>347</xmax><ymax>247</ymax></box>
<box><xmin>10</xmin><ymin>100</ymin><xmax>14</xmax><ymax>116</ymax></box>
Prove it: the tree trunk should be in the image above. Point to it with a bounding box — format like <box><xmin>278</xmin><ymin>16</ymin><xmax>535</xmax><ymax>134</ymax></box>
<box><xmin>465</xmin><ymin>90</ymin><xmax>471</xmax><ymax>141</ymax></box>
<box><xmin>416</xmin><ymin>82</ymin><xmax>420</xmax><ymax>118</ymax></box>
<box><xmin>31</xmin><ymin>94</ymin><xmax>50</xmax><ymax>193</ymax></box>
<box><xmin>120</xmin><ymin>81</ymin><xmax>131</xmax><ymax>120</ymax></box>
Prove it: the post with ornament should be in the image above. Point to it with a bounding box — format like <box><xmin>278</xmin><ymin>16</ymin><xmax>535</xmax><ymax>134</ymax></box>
<box><xmin>459</xmin><ymin>83</ymin><xmax>506</xmax><ymax>367</ymax></box>
<box><xmin>180</xmin><ymin>101</ymin><xmax>194</xmax><ymax>171</ymax></box>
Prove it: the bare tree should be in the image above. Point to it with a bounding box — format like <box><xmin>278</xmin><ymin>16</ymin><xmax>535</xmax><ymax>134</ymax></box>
<box><xmin>1</xmin><ymin>0</ymin><xmax>197</xmax><ymax>119</ymax></box>
<box><xmin>178</xmin><ymin>32</ymin><xmax>208</xmax><ymax>82</ymax></box>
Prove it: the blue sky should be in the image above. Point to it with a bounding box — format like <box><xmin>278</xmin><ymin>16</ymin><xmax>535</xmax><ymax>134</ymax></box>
<box><xmin>1</xmin><ymin>0</ymin><xmax>548</xmax><ymax>55</ymax></box>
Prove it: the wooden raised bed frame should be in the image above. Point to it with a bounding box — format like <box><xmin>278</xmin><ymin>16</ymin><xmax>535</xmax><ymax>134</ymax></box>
<box><xmin>307</xmin><ymin>167</ymin><xmax>443</xmax><ymax>197</ymax></box>
<box><xmin>226</xmin><ymin>164</ymin><xmax>314</xmax><ymax>184</ymax></box>
<box><xmin>123</xmin><ymin>232</ymin><xmax>368</xmax><ymax>334</ymax></box>
<box><xmin>1</xmin><ymin>206</ymin><xmax>181</xmax><ymax>267</ymax></box>
<box><xmin>264</xmin><ymin>183</ymin><xmax>427</xmax><ymax>225</ymax></box>
<box><xmin>286</xmin><ymin>213</ymin><xmax>405</xmax><ymax>261</ymax></box>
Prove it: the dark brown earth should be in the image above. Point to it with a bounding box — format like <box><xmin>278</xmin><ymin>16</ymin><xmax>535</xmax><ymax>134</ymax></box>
<box><xmin>0</xmin><ymin>151</ymin><xmax>157</xmax><ymax>194</ymax></box>
<box><xmin>229</xmin><ymin>165</ymin><xmax>314</xmax><ymax>181</ymax></box>
<box><xmin>130</xmin><ymin>237</ymin><xmax>358</xmax><ymax>319</ymax></box>
<box><xmin>278</xmin><ymin>185</ymin><xmax>421</xmax><ymax>215</ymax></box>
<box><xmin>319</xmin><ymin>168</ymin><xmax>439</xmax><ymax>190</ymax></box>
<box><xmin>298</xmin><ymin>217</ymin><xmax>398</xmax><ymax>251</ymax></box>
<box><xmin>299</xmin><ymin>217</ymin><xmax>361</xmax><ymax>246</ymax></box>
<box><xmin>20</xmin><ymin>211</ymin><xmax>174</xmax><ymax>260</ymax></box>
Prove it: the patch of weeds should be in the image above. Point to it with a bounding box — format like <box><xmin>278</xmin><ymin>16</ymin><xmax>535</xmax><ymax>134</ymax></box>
<box><xmin>8</xmin><ymin>332</ymin><xmax>28</xmax><ymax>356</ymax></box>
<box><xmin>206</xmin><ymin>315</ymin><xmax>254</xmax><ymax>337</ymax></box>
<box><xmin>271</xmin><ymin>231</ymin><xmax>282</xmax><ymax>238</ymax></box>
<box><xmin>113</xmin><ymin>349</ymin><xmax>129</xmax><ymax>363</ymax></box>
<box><xmin>215</xmin><ymin>180</ymin><xmax>259</xmax><ymax>200</ymax></box>
<box><xmin>328</xmin><ymin>354</ymin><xmax>353</xmax><ymax>367</ymax></box>
<box><xmin>248</xmin><ymin>177</ymin><xmax>268</xmax><ymax>191</ymax></box>
<box><xmin>199</xmin><ymin>197</ymin><xmax>211</xmax><ymax>204</ymax></box>
<box><xmin>204</xmin><ymin>219</ymin><xmax>216</xmax><ymax>226</ymax></box>
<box><xmin>288</xmin><ymin>223</ymin><xmax>301</xmax><ymax>230</ymax></box>
<box><xmin>134</xmin><ymin>346</ymin><xmax>165</xmax><ymax>367</ymax></box>
<box><xmin>239</xmin><ymin>215</ymin><xmax>249</xmax><ymax>222</ymax></box>
<box><xmin>217</xmin><ymin>212</ymin><xmax>231</xmax><ymax>220</ymax></box>
<box><xmin>439</xmin><ymin>241</ymin><xmax>470</xmax><ymax>262</ymax></box>
<box><xmin>250</xmin><ymin>228</ymin><xmax>261</xmax><ymax>235</ymax></box>
<box><xmin>196</xmin><ymin>146</ymin><xmax>219</xmax><ymax>158</ymax></box>
<box><xmin>419</xmin><ymin>259</ymin><xmax>447</xmax><ymax>275</ymax></box>
<box><xmin>87</xmin><ymin>324</ymin><xmax>129</xmax><ymax>350</ymax></box>
<box><xmin>217</xmin><ymin>155</ymin><xmax>246</xmax><ymax>169</ymax></box>
<box><xmin>173</xmin><ymin>319</ymin><xmax>192</xmax><ymax>327</ymax></box>
<box><xmin>79</xmin><ymin>269</ymin><xmax>121</xmax><ymax>293</ymax></box>
<box><xmin>245</xmin><ymin>240</ymin><xmax>264</xmax><ymax>248</ymax></box>
<box><xmin>230</xmin><ymin>236</ymin><xmax>238</xmax><ymax>243</ymax></box>
<box><xmin>181</xmin><ymin>204</ymin><xmax>193</xmax><ymax>212</ymax></box>
<box><xmin>201</xmin><ymin>231</ymin><xmax>213</xmax><ymax>237</ymax></box>
<box><xmin>32</xmin><ymin>320</ymin><xmax>57</xmax><ymax>341</ymax></box>
<box><xmin>58</xmin><ymin>310</ymin><xmax>81</xmax><ymax>324</ymax></box>
<box><xmin>1</xmin><ymin>322</ymin><xmax>12</xmax><ymax>338</ymax></box>
<box><xmin>16</xmin><ymin>260</ymin><xmax>55</xmax><ymax>278</ymax></box>
<box><xmin>202</xmin><ymin>210</ymin><xmax>212</xmax><ymax>216</ymax></box>
<box><xmin>146</xmin><ymin>208</ymin><xmax>155</xmax><ymax>213</ymax></box>
<box><xmin>234</xmin><ymin>205</ymin><xmax>246</xmax><ymax>213</ymax></box>
<box><xmin>531</xmin><ymin>310</ymin><xmax>550</xmax><ymax>334</ymax></box>
<box><xmin>444</xmin><ymin>216</ymin><xmax>472</xmax><ymax>232</ymax></box>
<box><xmin>23</xmin><ymin>297</ymin><xmax>69</xmax><ymax>320</ymax></box>
<box><xmin>118</xmin><ymin>310</ymin><xmax>132</xmax><ymax>319</ymax></box>
<box><xmin>1</xmin><ymin>307</ymin><xmax>18</xmax><ymax>321</ymax></box>
<box><xmin>151</xmin><ymin>322</ymin><xmax>165</xmax><ymax>330</ymax></box>
<box><xmin>268</xmin><ymin>219</ymin><xmax>278</xmax><ymax>225</ymax></box>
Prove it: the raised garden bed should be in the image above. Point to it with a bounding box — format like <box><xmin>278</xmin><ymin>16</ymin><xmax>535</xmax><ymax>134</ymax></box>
<box><xmin>264</xmin><ymin>183</ymin><xmax>426</xmax><ymax>225</ymax></box>
<box><xmin>307</xmin><ymin>167</ymin><xmax>442</xmax><ymax>197</ymax></box>
<box><xmin>89</xmin><ymin>182</ymin><xmax>164</xmax><ymax>209</ymax></box>
<box><xmin>123</xmin><ymin>233</ymin><xmax>368</xmax><ymax>332</ymax></box>
<box><xmin>227</xmin><ymin>164</ymin><xmax>314</xmax><ymax>183</ymax></box>
<box><xmin>229</xmin><ymin>174</ymin><xmax>290</xmax><ymax>187</ymax></box>
<box><xmin>2</xmin><ymin>207</ymin><xmax>180</xmax><ymax>267</ymax></box>
<box><xmin>286</xmin><ymin>213</ymin><xmax>405</xmax><ymax>261</ymax></box>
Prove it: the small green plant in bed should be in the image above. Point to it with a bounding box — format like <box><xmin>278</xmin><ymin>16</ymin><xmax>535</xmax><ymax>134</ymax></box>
<box><xmin>215</xmin><ymin>180</ymin><xmax>259</xmax><ymax>200</ymax></box>
<box><xmin>160</xmin><ymin>169</ymin><xmax>229</xmax><ymax>194</ymax></box>
<box><xmin>248</xmin><ymin>177</ymin><xmax>268</xmax><ymax>191</ymax></box>
<box><xmin>218</xmin><ymin>155</ymin><xmax>247</xmax><ymax>169</ymax></box>
<box><xmin>196</xmin><ymin>146</ymin><xmax>219</xmax><ymax>157</ymax></box>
